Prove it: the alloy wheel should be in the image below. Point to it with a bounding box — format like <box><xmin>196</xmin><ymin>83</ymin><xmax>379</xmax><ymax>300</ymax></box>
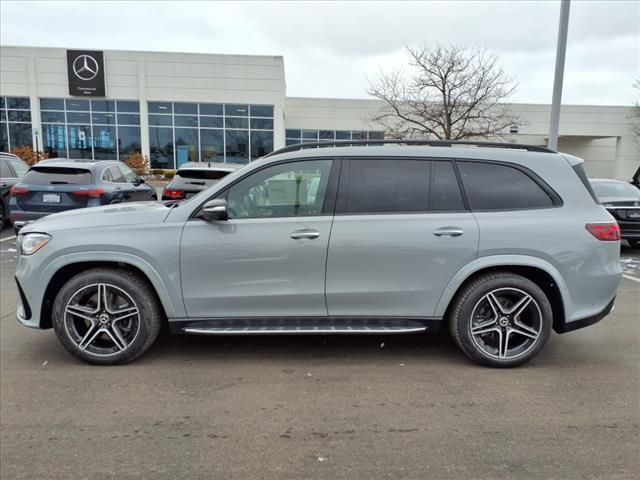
<box><xmin>469</xmin><ymin>287</ymin><xmax>543</xmax><ymax>360</ymax></box>
<box><xmin>63</xmin><ymin>283</ymin><xmax>141</xmax><ymax>356</ymax></box>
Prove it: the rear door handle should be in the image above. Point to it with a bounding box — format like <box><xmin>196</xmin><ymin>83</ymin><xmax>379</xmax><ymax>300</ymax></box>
<box><xmin>433</xmin><ymin>227</ymin><xmax>464</xmax><ymax>237</ymax></box>
<box><xmin>290</xmin><ymin>229</ymin><xmax>320</xmax><ymax>240</ymax></box>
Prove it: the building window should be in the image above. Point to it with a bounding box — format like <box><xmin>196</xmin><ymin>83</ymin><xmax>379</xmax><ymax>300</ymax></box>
<box><xmin>148</xmin><ymin>102</ymin><xmax>274</xmax><ymax>169</ymax></box>
<box><xmin>40</xmin><ymin>98</ymin><xmax>141</xmax><ymax>160</ymax></box>
<box><xmin>285</xmin><ymin>129</ymin><xmax>384</xmax><ymax>146</ymax></box>
<box><xmin>0</xmin><ymin>96</ymin><xmax>33</xmax><ymax>152</ymax></box>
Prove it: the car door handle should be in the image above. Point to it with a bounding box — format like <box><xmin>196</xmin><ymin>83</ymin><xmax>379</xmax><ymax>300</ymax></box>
<box><xmin>433</xmin><ymin>227</ymin><xmax>464</xmax><ymax>237</ymax></box>
<box><xmin>290</xmin><ymin>229</ymin><xmax>320</xmax><ymax>240</ymax></box>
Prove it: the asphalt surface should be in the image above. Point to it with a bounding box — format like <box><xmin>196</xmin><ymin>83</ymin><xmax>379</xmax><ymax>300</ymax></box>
<box><xmin>1</xmin><ymin>226</ymin><xmax>638</xmax><ymax>480</ymax></box>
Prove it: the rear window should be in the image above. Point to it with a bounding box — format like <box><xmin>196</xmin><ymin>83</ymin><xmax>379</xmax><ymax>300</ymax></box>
<box><xmin>590</xmin><ymin>180</ymin><xmax>639</xmax><ymax>199</ymax></box>
<box><xmin>23</xmin><ymin>167</ymin><xmax>93</xmax><ymax>185</ymax></box>
<box><xmin>457</xmin><ymin>161</ymin><xmax>555</xmax><ymax>211</ymax></box>
<box><xmin>177</xmin><ymin>169</ymin><xmax>232</xmax><ymax>181</ymax></box>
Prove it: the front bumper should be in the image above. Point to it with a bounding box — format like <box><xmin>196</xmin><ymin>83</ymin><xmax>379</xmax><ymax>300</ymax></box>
<box><xmin>555</xmin><ymin>297</ymin><xmax>615</xmax><ymax>333</ymax></box>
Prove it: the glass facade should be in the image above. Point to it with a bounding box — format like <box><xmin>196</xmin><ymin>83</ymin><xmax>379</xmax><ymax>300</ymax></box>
<box><xmin>148</xmin><ymin>102</ymin><xmax>274</xmax><ymax>169</ymax></box>
<box><xmin>40</xmin><ymin>98</ymin><xmax>141</xmax><ymax>160</ymax></box>
<box><xmin>0</xmin><ymin>96</ymin><xmax>33</xmax><ymax>152</ymax></box>
<box><xmin>285</xmin><ymin>129</ymin><xmax>384</xmax><ymax>146</ymax></box>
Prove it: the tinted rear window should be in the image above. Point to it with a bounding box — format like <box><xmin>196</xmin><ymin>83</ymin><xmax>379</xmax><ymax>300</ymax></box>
<box><xmin>23</xmin><ymin>167</ymin><xmax>93</xmax><ymax>185</ymax></box>
<box><xmin>457</xmin><ymin>161</ymin><xmax>554</xmax><ymax>211</ymax></box>
<box><xmin>177</xmin><ymin>169</ymin><xmax>232</xmax><ymax>180</ymax></box>
<box><xmin>343</xmin><ymin>159</ymin><xmax>429</xmax><ymax>213</ymax></box>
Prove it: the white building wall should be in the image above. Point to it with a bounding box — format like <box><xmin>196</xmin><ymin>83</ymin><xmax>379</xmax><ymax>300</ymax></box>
<box><xmin>284</xmin><ymin>97</ymin><xmax>639</xmax><ymax>180</ymax></box>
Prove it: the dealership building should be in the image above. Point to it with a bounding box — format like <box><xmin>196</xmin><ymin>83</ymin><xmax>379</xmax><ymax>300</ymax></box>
<box><xmin>0</xmin><ymin>45</ymin><xmax>637</xmax><ymax>179</ymax></box>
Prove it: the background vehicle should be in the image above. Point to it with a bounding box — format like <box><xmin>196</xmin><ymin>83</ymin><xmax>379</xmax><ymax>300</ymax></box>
<box><xmin>15</xmin><ymin>140</ymin><xmax>621</xmax><ymax>367</ymax></box>
<box><xmin>9</xmin><ymin>159</ymin><xmax>156</xmax><ymax>233</ymax></box>
<box><xmin>0</xmin><ymin>152</ymin><xmax>29</xmax><ymax>227</ymax></box>
<box><xmin>590</xmin><ymin>178</ymin><xmax>640</xmax><ymax>248</ymax></box>
<box><xmin>162</xmin><ymin>162</ymin><xmax>241</xmax><ymax>200</ymax></box>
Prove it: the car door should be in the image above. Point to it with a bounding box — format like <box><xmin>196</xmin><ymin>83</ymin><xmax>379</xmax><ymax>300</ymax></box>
<box><xmin>325</xmin><ymin>158</ymin><xmax>479</xmax><ymax>318</ymax></box>
<box><xmin>180</xmin><ymin>158</ymin><xmax>338</xmax><ymax>318</ymax></box>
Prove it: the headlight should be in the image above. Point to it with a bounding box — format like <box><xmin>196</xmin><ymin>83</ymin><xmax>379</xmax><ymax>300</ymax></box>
<box><xmin>19</xmin><ymin>233</ymin><xmax>51</xmax><ymax>255</ymax></box>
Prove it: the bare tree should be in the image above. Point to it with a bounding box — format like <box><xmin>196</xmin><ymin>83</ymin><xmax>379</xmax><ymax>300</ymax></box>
<box><xmin>367</xmin><ymin>44</ymin><xmax>521</xmax><ymax>140</ymax></box>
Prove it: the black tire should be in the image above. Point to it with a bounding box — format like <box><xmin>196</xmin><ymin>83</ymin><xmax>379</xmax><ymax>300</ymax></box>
<box><xmin>0</xmin><ymin>202</ymin><xmax>5</xmax><ymax>228</ymax></box>
<box><xmin>448</xmin><ymin>272</ymin><xmax>552</xmax><ymax>368</ymax></box>
<box><xmin>628</xmin><ymin>240</ymin><xmax>640</xmax><ymax>249</ymax></box>
<box><xmin>52</xmin><ymin>267</ymin><xmax>162</xmax><ymax>365</ymax></box>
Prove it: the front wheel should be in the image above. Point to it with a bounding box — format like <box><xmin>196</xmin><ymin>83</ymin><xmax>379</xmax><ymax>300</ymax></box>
<box><xmin>52</xmin><ymin>268</ymin><xmax>162</xmax><ymax>365</ymax></box>
<box><xmin>448</xmin><ymin>272</ymin><xmax>552</xmax><ymax>368</ymax></box>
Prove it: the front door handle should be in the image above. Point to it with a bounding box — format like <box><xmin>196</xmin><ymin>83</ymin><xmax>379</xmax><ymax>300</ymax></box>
<box><xmin>433</xmin><ymin>227</ymin><xmax>464</xmax><ymax>237</ymax></box>
<box><xmin>290</xmin><ymin>229</ymin><xmax>320</xmax><ymax>240</ymax></box>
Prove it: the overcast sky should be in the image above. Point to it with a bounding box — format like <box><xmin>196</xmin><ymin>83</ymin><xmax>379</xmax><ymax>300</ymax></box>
<box><xmin>1</xmin><ymin>0</ymin><xmax>638</xmax><ymax>105</ymax></box>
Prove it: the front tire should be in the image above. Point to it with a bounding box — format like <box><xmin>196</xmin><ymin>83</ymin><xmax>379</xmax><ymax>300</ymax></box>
<box><xmin>448</xmin><ymin>272</ymin><xmax>552</xmax><ymax>368</ymax></box>
<box><xmin>52</xmin><ymin>268</ymin><xmax>162</xmax><ymax>365</ymax></box>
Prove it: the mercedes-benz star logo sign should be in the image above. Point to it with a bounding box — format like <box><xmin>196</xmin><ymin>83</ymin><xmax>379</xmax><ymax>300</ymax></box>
<box><xmin>72</xmin><ymin>55</ymin><xmax>99</xmax><ymax>81</ymax></box>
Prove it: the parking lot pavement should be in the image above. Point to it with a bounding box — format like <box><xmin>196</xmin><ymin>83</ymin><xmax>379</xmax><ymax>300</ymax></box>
<box><xmin>1</xmin><ymin>227</ymin><xmax>638</xmax><ymax>480</ymax></box>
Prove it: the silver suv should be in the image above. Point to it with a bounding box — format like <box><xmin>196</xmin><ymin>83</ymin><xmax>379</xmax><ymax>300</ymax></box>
<box><xmin>15</xmin><ymin>140</ymin><xmax>622</xmax><ymax>367</ymax></box>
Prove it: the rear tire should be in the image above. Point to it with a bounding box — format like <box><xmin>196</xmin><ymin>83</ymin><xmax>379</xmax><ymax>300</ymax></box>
<box><xmin>0</xmin><ymin>203</ymin><xmax>5</xmax><ymax>228</ymax></box>
<box><xmin>448</xmin><ymin>272</ymin><xmax>552</xmax><ymax>368</ymax></box>
<box><xmin>52</xmin><ymin>268</ymin><xmax>162</xmax><ymax>365</ymax></box>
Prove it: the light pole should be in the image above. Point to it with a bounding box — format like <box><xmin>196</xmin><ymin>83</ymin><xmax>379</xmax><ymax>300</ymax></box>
<box><xmin>548</xmin><ymin>0</ymin><xmax>571</xmax><ymax>151</ymax></box>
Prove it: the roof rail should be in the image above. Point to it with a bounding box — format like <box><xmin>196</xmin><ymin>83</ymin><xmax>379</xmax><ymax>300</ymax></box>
<box><xmin>265</xmin><ymin>139</ymin><xmax>555</xmax><ymax>157</ymax></box>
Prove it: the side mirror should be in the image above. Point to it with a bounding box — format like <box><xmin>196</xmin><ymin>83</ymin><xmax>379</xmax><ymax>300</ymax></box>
<box><xmin>134</xmin><ymin>177</ymin><xmax>145</xmax><ymax>185</ymax></box>
<box><xmin>202</xmin><ymin>198</ymin><xmax>228</xmax><ymax>221</ymax></box>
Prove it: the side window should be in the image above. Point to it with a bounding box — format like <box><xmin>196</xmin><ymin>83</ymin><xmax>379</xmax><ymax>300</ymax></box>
<box><xmin>108</xmin><ymin>166</ymin><xmax>126</xmax><ymax>183</ymax></box>
<box><xmin>431</xmin><ymin>161</ymin><xmax>466</xmax><ymax>211</ymax></box>
<box><xmin>343</xmin><ymin>159</ymin><xmax>429</xmax><ymax>214</ymax></box>
<box><xmin>0</xmin><ymin>159</ymin><xmax>11</xmax><ymax>178</ymax></box>
<box><xmin>457</xmin><ymin>161</ymin><xmax>554</xmax><ymax>210</ymax></box>
<box><xmin>118</xmin><ymin>164</ymin><xmax>138</xmax><ymax>184</ymax></box>
<box><xmin>101</xmin><ymin>167</ymin><xmax>113</xmax><ymax>182</ymax></box>
<box><xmin>226</xmin><ymin>159</ymin><xmax>332</xmax><ymax>219</ymax></box>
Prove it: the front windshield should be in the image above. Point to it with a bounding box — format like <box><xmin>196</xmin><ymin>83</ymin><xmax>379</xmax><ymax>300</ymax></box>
<box><xmin>590</xmin><ymin>181</ymin><xmax>640</xmax><ymax>198</ymax></box>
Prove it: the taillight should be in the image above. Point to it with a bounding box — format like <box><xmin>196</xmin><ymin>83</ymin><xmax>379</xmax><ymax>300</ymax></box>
<box><xmin>10</xmin><ymin>186</ymin><xmax>29</xmax><ymax>196</ymax></box>
<box><xmin>585</xmin><ymin>222</ymin><xmax>620</xmax><ymax>241</ymax></box>
<box><xmin>72</xmin><ymin>188</ymin><xmax>105</xmax><ymax>198</ymax></box>
<box><xmin>163</xmin><ymin>189</ymin><xmax>184</xmax><ymax>199</ymax></box>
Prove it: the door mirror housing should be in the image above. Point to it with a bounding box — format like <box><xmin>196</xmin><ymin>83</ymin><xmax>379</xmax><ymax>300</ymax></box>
<box><xmin>134</xmin><ymin>177</ymin><xmax>145</xmax><ymax>186</ymax></box>
<box><xmin>202</xmin><ymin>198</ymin><xmax>228</xmax><ymax>221</ymax></box>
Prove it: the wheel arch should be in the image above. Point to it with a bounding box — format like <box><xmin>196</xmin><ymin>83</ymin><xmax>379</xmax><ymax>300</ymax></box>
<box><xmin>436</xmin><ymin>256</ymin><xmax>569</xmax><ymax>333</ymax></box>
<box><xmin>39</xmin><ymin>256</ymin><xmax>181</xmax><ymax>329</ymax></box>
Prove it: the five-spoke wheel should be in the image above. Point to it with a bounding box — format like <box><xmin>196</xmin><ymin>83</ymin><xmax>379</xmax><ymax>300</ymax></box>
<box><xmin>53</xmin><ymin>268</ymin><xmax>162</xmax><ymax>365</ymax></box>
<box><xmin>449</xmin><ymin>273</ymin><xmax>552</xmax><ymax>367</ymax></box>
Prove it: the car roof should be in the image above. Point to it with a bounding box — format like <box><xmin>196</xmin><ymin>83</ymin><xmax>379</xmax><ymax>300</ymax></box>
<box><xmin>178</xmin><ymin>162</ymin><xmax>241</xmax><ymax>171</ymax></box>
<box><xmin>264</xmin><ymin>144</ymin><xmax>563</xmax><ymax>165</ymax></box>
<box><xmin>34</xmin><ymin>158</ymin><xmax>118</xmax><ymax>170</ymax></box>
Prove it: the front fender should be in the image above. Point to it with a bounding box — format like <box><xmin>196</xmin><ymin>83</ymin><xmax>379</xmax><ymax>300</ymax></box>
<box><xmin>433</xmin><ymin>254</ymin><xmax>571</xmax><ymax>318</ymax></box>
<box><xmin>41</xmin><ymin>251</ymin><xmax>184</xmax><ymax>320</ymax></box>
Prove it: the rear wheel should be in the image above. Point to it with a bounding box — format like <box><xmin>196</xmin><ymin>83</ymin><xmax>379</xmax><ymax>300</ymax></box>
<box><xmin>52</xmin><ymin>268</ymin><xmax>162</xmax><ymax>365</ymax></box>
<box><xmin>448</xmin><ymin>272</ymin><xmax>552</xmax><ymax>367</ymax></box>
<box><xmin>0</xmin><ymin>203</ymin><xmax>5</xmax><ymax>227</ymax></box>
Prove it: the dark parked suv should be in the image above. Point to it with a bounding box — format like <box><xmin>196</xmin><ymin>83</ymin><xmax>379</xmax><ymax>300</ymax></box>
<box><xmin>0</xmin><ymin>152</ymin><xmax>29</xmax><ymax>227</ymax></box>
<box><xmin>162</xmin><ymin>162</ymin><xmax>241</xmax><ymax>200</ymax></box>
<box><xmin>9</xmin><ymin>159</ymin><xmax>157</xmax><ymax>233</ymax></box>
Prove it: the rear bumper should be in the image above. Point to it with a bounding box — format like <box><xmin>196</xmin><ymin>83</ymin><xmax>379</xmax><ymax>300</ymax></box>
<box><xmin>9</xmin><ymin>211</ymin><xmax>49</xmax><ymax>224</ymax></box>
<box><xmin>555</xmin><ymin>297</ymin><xmax>615</xmax><ymax>333</ymax></box>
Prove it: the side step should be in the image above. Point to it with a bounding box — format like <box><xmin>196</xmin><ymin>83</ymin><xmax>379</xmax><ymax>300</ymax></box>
<box><xmin>171</xmin><ymin>317</ymin><xmax>439</xmax><ymax>336</ymax></box>
<box><xmin>183</xmin><ymin>325</ymin><xmax>427</xmax><ymax>335</ymax></box>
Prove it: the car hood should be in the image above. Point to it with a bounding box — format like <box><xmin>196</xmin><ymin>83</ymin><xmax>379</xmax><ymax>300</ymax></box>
<box><xmin>20</xmin><ymin>201</ymin><xmax>174</xmax><ymax>233</ymax></box>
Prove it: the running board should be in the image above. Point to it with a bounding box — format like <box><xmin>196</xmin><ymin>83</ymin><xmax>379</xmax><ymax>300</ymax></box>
<box><xmin>170</xmin><ymin>317</ymin><xmax>441</xmax><ymax>336</ymax></box>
